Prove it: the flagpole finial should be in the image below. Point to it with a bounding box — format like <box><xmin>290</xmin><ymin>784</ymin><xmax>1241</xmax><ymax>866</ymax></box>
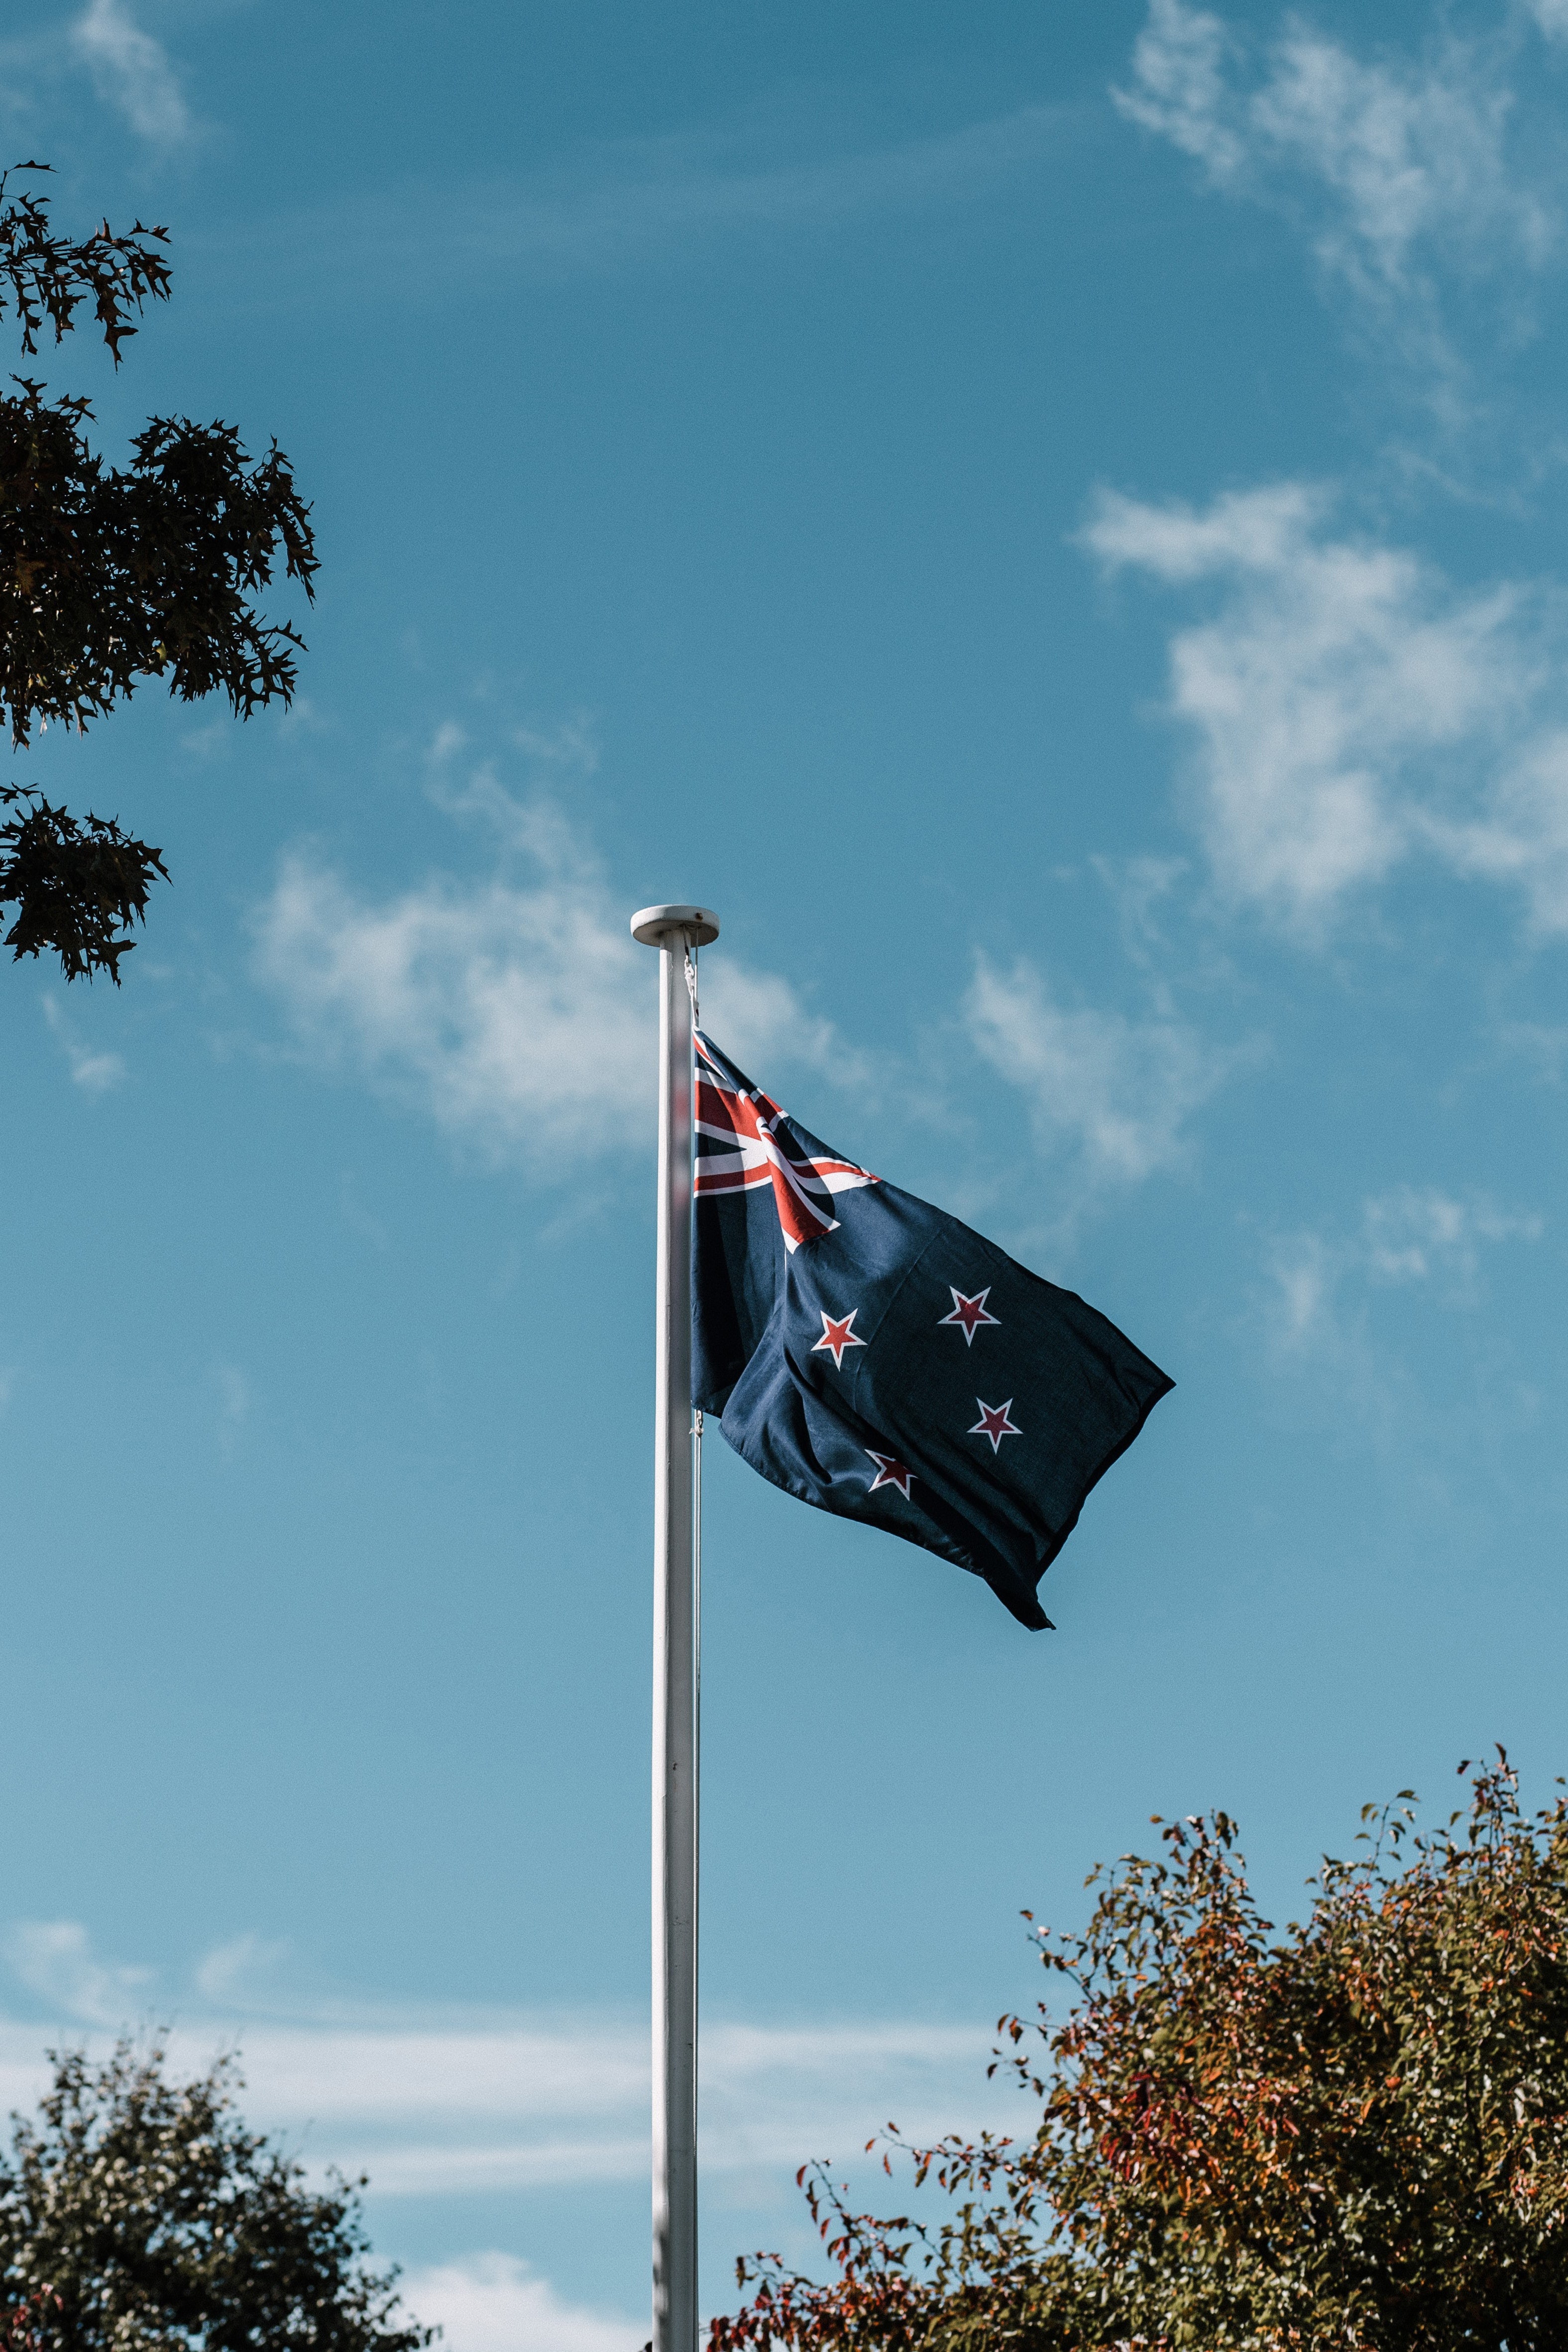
<box><xmin>632</xmin><ymin>904</ymin><xmax>719</xmax><ymax>948</ymax></box>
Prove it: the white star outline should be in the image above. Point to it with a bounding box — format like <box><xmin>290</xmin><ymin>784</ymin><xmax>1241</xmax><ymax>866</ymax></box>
<box><xmin>811</xmin><ymin>1308</ymin><xmax>867</xmax><ymax>1370</ymax></box>
<box><xmin>865</xmin><ymin>1450</ymin><xmax>915</xmax><ymax>1499</ymax></box>
<box><xmin>968</xmin><ymin>1398</ymin><xmax>1022</xmax><ymax>1454</ymax></box>
<box><xmin>937</xmin><ymin>1286</ymin><xmax>1001</xmax><ymax>1346</ymax></box>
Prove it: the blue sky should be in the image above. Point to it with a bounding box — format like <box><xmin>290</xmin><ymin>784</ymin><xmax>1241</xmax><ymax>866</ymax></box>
<box><xmin>5</xmin><ymin>0</ymin><xmax>1568</xmax><ymax>2341</ymax></box>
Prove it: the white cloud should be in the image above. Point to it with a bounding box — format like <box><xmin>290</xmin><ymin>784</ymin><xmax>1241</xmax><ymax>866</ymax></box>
<box><xmin>1424</xmin><ymin>727</ymin><xmax>1568</xmax><ymax>932</ymax></box>
<box><xmin>1360</xmin><ymin>1186</ymin><xmax>1543</xmax><ymax>1286</ymax></box>
<box><xmin>1082</xmin><ymin>481</ymin><xmax>1568</xmax><ymax>933</ymax></box>
<box><xmin>71</xmin><ymin>0</ymin><xmax>190</xmax><ymax>145</ymax></box>
<box><xmin>42</xmin><ymin>998</ymin><xmax>125</xmax><ymax>1095</ymax></box>
<box><xmin>253</xmin><ymin>781</ymin><xmax>839</xmax><ymax>1171</ymax></box>
<box><xmin>400</xmin><ymin>2255</ymin><xmax>641</xmax><ymax>2352</ymax></box>
<box><xmin>965</xmin><ymin>956</ymin><xmax>1237</xmax><ymax>1187</ymax></box>
<box><xmin>1267</xmin><ymin>1228</ymin><xmax>1337</xmax><ymax>1352</ymax></box>
<box><xmin>1116</xmin><ymin>0</ymin><xmax>1247</xmax><ymax>181</ymax></box>
<box><xmin>1267</xmin><ymin>1186</ymin><xmax>1543</xmax><ymax>1351</ymax></box>
<box><xmin>194</xmin><ymin>1933</ymin><xmax>290</xmax><ymax>2005</ymax></box>
<box><xmin>0</xmin><ymin>1919</ymin><xmax>1013</xmax><ymax>2198</ymax></box>
<box><xmin>1087</xmin><ymin>476</ymin><xmax>1318</xmax><ymax>581</ymax></box>
<box><xmin>701</xmin><ymin>960</ymin><xmax>842</xmax><ymax>1081</ymax></box>
<box><xmin>1255</xmin><ymin>30</ymin><xmax>1545</xmax><ymax>293</ymax></box>
<box><xmin>1114</xmin><ymin>0</ymin><xmax>1556</xmax><ymax>390</ymax></box>
<box><xmin>254</xmin><ymin>849</ymin><xmax>643</xmax><ymax>1168</ymax></box>
<box><xmin>5</xmin><ymin>1921</ymin><xmax>151</xmax><ymax>2026</ymax></box>
<box><xmin>229</xmin><ymin>2013</ymin><xmax>997</xmax><ymax>2194</ymax></box>
<box><xmin>1527</xmin><ymin>1</ymin><xmax>1568</xmax><ymax>43</ymax></box>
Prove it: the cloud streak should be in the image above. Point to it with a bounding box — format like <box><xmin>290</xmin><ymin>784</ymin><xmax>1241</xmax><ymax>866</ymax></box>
<box><xmin>0</xmin><ymin>1919</ymin><xmax>1015</xmax><ymax>2200</ymax></box>
<box><xmin>199</xmin><ymin>103</ymin><xmax>1066</xmax><ymax>308</ymax></box>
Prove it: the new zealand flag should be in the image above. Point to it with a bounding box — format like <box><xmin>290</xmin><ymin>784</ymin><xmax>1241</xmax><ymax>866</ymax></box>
<box><xmin>691</xmin><ymin>1032</ymin><xmax>1173</xmax><ymax>1630</ymax></box>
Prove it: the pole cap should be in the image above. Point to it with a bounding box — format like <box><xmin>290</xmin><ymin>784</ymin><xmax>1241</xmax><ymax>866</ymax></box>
<box><xmin>630</xmin><ymin>903</ymin><xmax>720</xmax><ymax>948</ymax></box>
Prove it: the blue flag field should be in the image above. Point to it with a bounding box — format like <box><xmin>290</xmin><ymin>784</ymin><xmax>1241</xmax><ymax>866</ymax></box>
<box><xmin>690</xmin><ymin>1033</ymin><xmax>1173</xmax><ymax>1630</ymax></box>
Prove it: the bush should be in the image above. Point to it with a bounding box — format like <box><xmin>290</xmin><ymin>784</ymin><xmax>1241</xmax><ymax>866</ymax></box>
<box><xmin>713</xmin><ymin>1753</ymin><xmax>1568</xmax><ymax>2352</ymax></box>
<box><xmin>0</xmin><ymin>2042</ymin><xmax>432</xmax><ymax>2350</ymax></box>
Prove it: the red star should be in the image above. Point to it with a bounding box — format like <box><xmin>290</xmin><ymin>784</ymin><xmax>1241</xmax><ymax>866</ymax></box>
<box><xmin>968</xmin><ymin>1398</ymin><xmax>1021</xmax><ymax>1454</ymax></box>
<box><xmin>866</xmin><ymin>1450</ymin><xmax>915</xmax><ymax>1499</ymax></box>
<box><xmin>811</xmin><ymin>1309</ymin><xmax>867</xmax><ymax>1369</ymax></box>
<box><xmin>938</xmin><ymin>1287</ymin><xmax>1000</xmax><ymax>1346</ymax></box>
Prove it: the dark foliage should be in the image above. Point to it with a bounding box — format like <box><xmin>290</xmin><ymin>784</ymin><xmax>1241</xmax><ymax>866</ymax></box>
<box><xmin>0</xmin><ymin>162</ymin><xmax>316</xmax><ymax>981</ymax></box>
<box><xmin>0</xmin><ymin>373</ymin><xmax>316</xmax><ymax>750</ymax></box>
<box><xmin>0</xmin><ymin>374</ymin><xmax>316</xmax><ymax>751</ymax></box>
<box><xmin>0</xmin><ymin>2044</ymin><xmax>433</xmax><ymax>2352</ymax></box>
<box><xmin>713</xmin><ymin>1754</ymin><xmax>1568</xmax><ymax>2352</ymax></box>
<box><xmin>0</xmin><ymin>786</ymin><xmax>167</xmax><ymax>980</ymax></box>
<box><xmin>0</xmin><ymin>163</ymin><xmax>170</xmax><ymax>362</ymax></box>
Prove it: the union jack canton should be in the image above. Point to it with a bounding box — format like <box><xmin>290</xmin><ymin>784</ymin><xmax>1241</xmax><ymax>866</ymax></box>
<box><xmin>694</xmin><ymin>1031</ymin><xmax>875</xmax><ymax>1251</ymax></box>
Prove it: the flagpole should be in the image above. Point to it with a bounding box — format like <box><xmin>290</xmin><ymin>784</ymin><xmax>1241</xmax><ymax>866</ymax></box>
<box><xmin>632</xmin><ymin>901</ymin><xmax>719</xmax><ymax>2352</ymax></box>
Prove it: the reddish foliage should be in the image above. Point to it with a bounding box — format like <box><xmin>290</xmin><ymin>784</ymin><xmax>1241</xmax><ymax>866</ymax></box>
<box><xmin>713</xmin><ymin>1755</ymin><xmax>1568</xmax><ymax>2352</ymax></box>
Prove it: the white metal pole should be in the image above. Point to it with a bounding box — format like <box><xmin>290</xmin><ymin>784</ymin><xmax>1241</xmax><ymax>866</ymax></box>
<box><xmin>631</xmin><ymin>902</ymin><xmax>719</xmax><ymax>2352</ymax></box>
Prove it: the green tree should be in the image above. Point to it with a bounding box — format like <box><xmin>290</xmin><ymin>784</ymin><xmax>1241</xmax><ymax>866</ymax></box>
<box><xmin>0</xmin><ymin>2043</ymin><xmax>432</xmax><ymax>2350</ymax></box>
<box><xmin>713</xmin><ymin>1752</ymin><xmax>1568</xmax><ymax>2352</ymax></box>
<box><xmin>0</xmin><ymin>161</ymin><xmax>317</xmax><ymax>981</ymax></box>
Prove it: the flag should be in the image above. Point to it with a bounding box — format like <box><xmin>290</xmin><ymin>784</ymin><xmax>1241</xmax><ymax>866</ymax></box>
<box><xmin>691</xmin><ymin>1031</ymin><xmax>1173</xmax><ymax>1630</ymax></box>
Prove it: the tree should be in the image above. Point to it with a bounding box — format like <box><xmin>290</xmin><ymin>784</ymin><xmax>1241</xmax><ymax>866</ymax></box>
<box><xmin>0</xmin><ymin>2042</ymin><xmax>432</xmax><ymax>2350</ymax></box>
<box><xmin>0</xmin><ymin>161</ymin><xmax>317</xmax><ymax>981</ymax></box>
<box><xmin>712</xmin><ymin>1752</ymin><xmax>1568</xmax><ymax>2352</ymax></box>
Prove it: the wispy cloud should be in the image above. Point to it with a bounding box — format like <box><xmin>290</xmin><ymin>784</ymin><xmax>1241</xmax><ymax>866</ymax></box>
<box><xmin>965</xmin><ymin>955</ymin><xmax>1242</xmax><ymax>1192</ymax></box>
<box><xmin>5</xmin><ymin>1921</ymin><xmax>152</xmax><ymax>2027</ymax></box>
<box><xmin>1361</xmin><ymin>1186</ymin><xmax>1544</xmax><ymax>1286</ymax></box>
<box><xmin>1118</xmin><ymin>0</ymin><xmax>1551</xmax><ymax>284</ymax></box>
<box><xmin>71</xmin><ymin>0</ymin><xmax>191</xmax><ymax>146</ymax></box>
<box><xmin>1116</xmin><ymin>0</ymin><xmax>1248</xmax><ymax>181</ymax></box>
<box><xmin>1115</xmin><ymin>0</ymin><xmax>1561</xmax><ymax>401</ymax></box>
<box><xmin>1081</xmin><ymin>480</ymin><xmax>1568</xmax><ymax>937</ymax></box>
<box><xmin>1266</xmin><ymin>1185</ymin><xmax>1543</xmax><ymax>1353</ymax></box>
<box><xmin>42</xmin><ymin>997</ymin><xmax>126</xmax><ymax>1094</ymax></box>
<box><xmin>202</xmin><ymin>104</ymin><xmax>1066</xmax><ymax>307</ymax></box>
<box><xmin>194</xmin><ymin>1933</ymin><xmax>290</xmax><ymax>2005</ymax></box>
<box><xmin>0</xmin><ymin>1919</ymin><xmax>1013</xmax><ymax>2199</ymax></box>
<box><xmin>252</xmin><ymin>748</ymin><xmax>842</xmax><ymax>1172</ymax></box>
